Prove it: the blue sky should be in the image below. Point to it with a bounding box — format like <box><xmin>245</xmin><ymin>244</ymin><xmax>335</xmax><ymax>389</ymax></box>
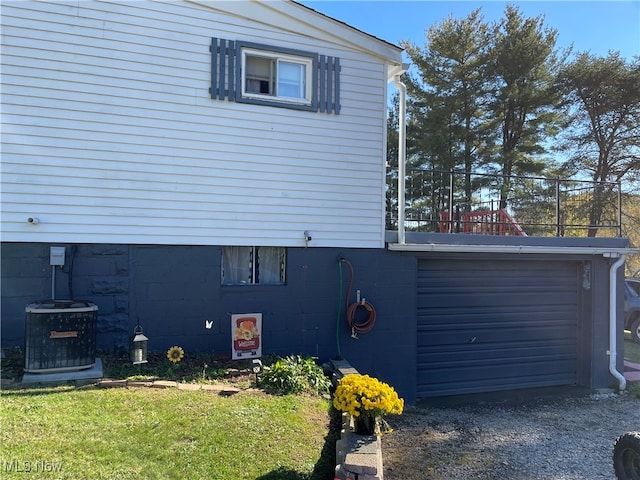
<box><xmin>300</xmin><ymin>1</ymin><xmax>640</xmax><ymax>62</ymax></box>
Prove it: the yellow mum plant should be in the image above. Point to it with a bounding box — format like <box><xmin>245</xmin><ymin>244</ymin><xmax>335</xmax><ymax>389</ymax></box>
<box><xmin>333</xmin><ymin>374</ymin><xmax>404</xmax><ymax>419</ymax></box>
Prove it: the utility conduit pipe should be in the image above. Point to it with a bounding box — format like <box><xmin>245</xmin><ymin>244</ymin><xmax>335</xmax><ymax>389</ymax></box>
<box><xmin>607</xmin><ymin>253</ymin><xmax>627</xmax><ymax>391</ymax></box>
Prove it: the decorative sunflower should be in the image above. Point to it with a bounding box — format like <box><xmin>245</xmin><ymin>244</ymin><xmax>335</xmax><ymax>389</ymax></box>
<box><xmin>167</xmin><ymin>346</ymin><xmax>184</xmax><ymax>363</ymax></box>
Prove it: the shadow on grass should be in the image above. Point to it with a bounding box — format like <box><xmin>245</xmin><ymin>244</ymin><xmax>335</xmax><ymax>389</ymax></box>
<box><xmin>256</xmin><ymin>466</ymin><xmax>321</xmax><ymax>480</ymax></box>
<box><xmin>256</xmin><ymin>406</ymin><xmax>341</xmax><ymax>480</ymax></box>
<box><xmin>0</xmin><ymin>384</ymin><xmax>79</xmax><ymax>397</ymax></box>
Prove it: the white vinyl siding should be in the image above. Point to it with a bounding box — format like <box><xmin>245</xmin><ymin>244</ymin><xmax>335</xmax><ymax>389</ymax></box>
<box><xmin>0</xmin><ymin>0</ymin><xmax>401</xmax><ymax>248</ymax></box>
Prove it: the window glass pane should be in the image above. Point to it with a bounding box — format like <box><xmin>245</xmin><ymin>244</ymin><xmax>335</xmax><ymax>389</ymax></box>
<box><xmin>222</xmin><ymin>246</ymin><xmax>285</xmax><ymax>285</ymax></box>
<box><xmin>221</xmin><ymin>246</ymin><xmax>251</xmax><ymax>284</ymax></box>
<box><xmin>257</xmin><ymin>247</ymin><xmax>285</xmax><ymax>284</ymax></box>
<box><xmin>245</xmin><ymin>55</ymin><xmax>274</xmax><ymax>95</ymax></box>
<box><xmin>277</xmin><ymin>61</ymin><xmax>305</xmax><ymax>99</ymax></box>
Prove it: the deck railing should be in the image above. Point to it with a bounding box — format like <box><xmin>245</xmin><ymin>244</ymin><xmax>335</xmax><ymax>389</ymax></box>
<box><xmin>386</xmin><ymin>169</ymin><xmax>622</xmax><ymax>237</ymax></box>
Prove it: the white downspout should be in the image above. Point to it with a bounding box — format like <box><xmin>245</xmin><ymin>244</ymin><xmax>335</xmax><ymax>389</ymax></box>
<box><xmin>607</xmin><ymin>253</ymin><xmax>627</xmax><ymax>391</ymax></box>
<box><xmin>393</xmin><ymin>72</ymin><xmax>407</xmax><ymax>245</ymax></box>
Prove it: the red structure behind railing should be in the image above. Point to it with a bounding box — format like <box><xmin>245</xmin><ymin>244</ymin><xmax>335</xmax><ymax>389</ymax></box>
<box><xmin>439</xmin><ymin>208</ymin><xmax>528</xmax><ymax>236</ymax></box>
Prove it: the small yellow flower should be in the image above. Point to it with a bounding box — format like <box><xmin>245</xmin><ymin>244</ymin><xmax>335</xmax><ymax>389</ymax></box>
<box><xmin>167</xmin><ymin>346</ymin><xmax>184</xmax><ymax>363</ymax></box>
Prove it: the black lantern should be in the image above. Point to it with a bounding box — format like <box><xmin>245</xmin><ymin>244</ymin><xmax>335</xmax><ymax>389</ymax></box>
<box><xmin>130</xmin><ymin>325</ymin><xmax>148</xmax><ymax>365</ymax></box>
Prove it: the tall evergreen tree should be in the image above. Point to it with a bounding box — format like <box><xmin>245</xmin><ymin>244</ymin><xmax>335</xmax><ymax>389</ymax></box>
<box><xmin>559</xmin><ymin>52</ymin><xmax>640</xmax><ymax>236</ymax></box>
<box><xmin>390</xmin><ymin>5</ymin><xmax>637</xmax><ymax>237</ymax></box>
<box><xmin>488</xmin><ymin>5</ymin><xmax>567</xmax><ymax>208</ymax></box>
<box><xmin>402</xmin><ymin>8</ymin><xmax>493</xmax><ymax>216</ymax></box>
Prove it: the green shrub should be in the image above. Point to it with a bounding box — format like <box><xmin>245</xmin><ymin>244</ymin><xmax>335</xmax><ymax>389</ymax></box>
<box><xmin>259</xmin><ymin>355</ymin><xmax>331</xmax><ymax>395</ymax></box>
<box><xmin>0</xmin><ymin>347</ymin><xmax>24</xmax><ymax>380</ymax></box>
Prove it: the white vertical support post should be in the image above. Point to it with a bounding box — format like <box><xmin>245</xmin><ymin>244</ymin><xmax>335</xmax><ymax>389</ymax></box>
<box><xmin>393</xmin><ymin>65</ymin><xmax>409</xmax><ymax>245</ymax></box>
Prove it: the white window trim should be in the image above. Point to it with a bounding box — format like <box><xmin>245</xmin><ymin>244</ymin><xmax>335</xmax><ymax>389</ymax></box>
<box><xmin>240</xmin><ymin>47</ymin><xmax>314</xmax><ymax>106</ymax></box>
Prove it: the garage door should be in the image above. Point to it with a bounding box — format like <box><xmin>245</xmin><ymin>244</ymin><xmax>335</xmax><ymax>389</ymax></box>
<box><xmin>417</xmin><ymin>259</ymin><xmax>578</xmax><ymax>398</ymax></box>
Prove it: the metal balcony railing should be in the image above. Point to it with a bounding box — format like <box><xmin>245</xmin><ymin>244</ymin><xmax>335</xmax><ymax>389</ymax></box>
<box><xmin>386</xmin><ymin>169</ymin><xmax>622</xmax><ymax>237</ymax></box>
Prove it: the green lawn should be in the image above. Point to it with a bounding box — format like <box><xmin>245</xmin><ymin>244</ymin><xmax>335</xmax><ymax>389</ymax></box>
<box><xmin>624</xmin><ymin>332</ymin><xmax>640</xmax><ymax>364</ymax></box>
<box><xmin>624</xmin><ymin>333</ymin><xmax>640</xmax><ymax>398</ymax></box>
<box><xmin>0</xmin><ymin>386</ymin><xmax>336</xmax><ymax>480</ymax></box>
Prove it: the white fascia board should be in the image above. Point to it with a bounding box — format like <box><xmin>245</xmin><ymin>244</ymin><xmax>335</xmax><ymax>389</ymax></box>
<box><xmin>189</xmin><ymin>0</ymin><xmax>403</xmax><ymax>65</ymax></box>
<box><xmin>388</xmin><ymin>63</ymin><xmax>410</xmax><ymax>81</ymax></box>
<box><xmin>387</xmin><ymin>243</ymin><xmax>640</xmax><ymax>256</ymax></box>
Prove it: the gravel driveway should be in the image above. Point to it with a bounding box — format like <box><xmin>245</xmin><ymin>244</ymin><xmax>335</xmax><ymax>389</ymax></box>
<box><xmin>382</xmin><ymin>391</ymin><xmax>640</xmax><ymax>479</ymax></box>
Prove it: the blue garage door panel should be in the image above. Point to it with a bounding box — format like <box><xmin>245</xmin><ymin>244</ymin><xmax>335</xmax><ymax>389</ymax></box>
<box><xmin>417</xmin><ymin>259</ymin><xmax>578</xmax><ymax>397</ymax></box>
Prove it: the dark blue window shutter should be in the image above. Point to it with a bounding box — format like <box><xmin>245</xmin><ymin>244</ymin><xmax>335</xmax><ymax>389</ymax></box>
<box><xmin>210</xmin><ymin>38</ymin><xmax>236</xmax><ymax>101</ymax></box>
<box><xmin>317</xmin><ymin>55</ymin><xmax>341</xmax><ymax>114</ymax></box>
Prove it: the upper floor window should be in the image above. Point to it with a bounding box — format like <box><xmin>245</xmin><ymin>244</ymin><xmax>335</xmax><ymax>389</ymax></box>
<box><xmin>242</xmin><ymin>49</ymin><xmax>313</xmax><ymax>105</ymax></box>
<box><xmin>210</xmin><ymin>38</ymin><xmax>341</xmax><ymax>114</ymax></box>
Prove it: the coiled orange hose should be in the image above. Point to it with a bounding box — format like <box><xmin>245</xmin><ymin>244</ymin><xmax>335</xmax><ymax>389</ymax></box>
<box><xmin>346</xmin><ymin>300</ymin><xmax>377</xmax><ymax>334</ymax></box>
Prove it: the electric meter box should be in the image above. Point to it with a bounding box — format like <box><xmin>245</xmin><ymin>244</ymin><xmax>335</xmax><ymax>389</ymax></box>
<box><xmin>50</xmin><ymin>246</ymin><xmax>65</xmax><ymax>266</ymax></box>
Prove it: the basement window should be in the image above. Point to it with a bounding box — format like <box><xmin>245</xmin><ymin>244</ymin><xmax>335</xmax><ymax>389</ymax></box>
<box><xmin>221</xmin><ymin>246</ymin><xmax>286</xmax><ymax>285</ymax></box>
<box><xmin>241</xmin><ymin>48</ymin><xmax>313</xmax><ymax>105</ymax></box>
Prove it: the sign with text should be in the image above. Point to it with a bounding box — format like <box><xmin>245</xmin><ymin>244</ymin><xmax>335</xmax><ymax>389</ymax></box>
<box><xmin>231</xmin><ymin>313</ymin><xmax>262</xmax><ymax>360</ymax></box>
